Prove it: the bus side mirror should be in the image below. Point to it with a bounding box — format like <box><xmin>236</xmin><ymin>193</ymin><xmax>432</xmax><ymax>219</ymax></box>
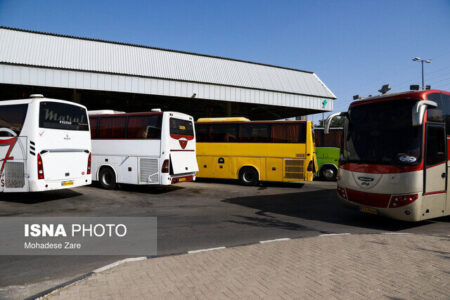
<box><xmin>324</xmin><ymin>112</ymin><xmax>347</xmax><ymax>134</ymax></box>
<box><xmin>412</xmin><ymin>100</ymin><xmax>437</xmax><ymax>126</ymax></box>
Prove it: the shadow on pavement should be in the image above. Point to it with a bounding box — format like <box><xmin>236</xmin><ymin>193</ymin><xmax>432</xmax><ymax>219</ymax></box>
<box><xmin>90</xmin><ymin>182</ymin><xmax>183</xmax><ymax>194</ymax></box>
<box><xmin>0</xmin><ymin>189</ymin><xmax>82</xmax><ymax>204</ymax></box>
<box><xmin>227</xmin><ymin>213</ymin><xmax>315</xmax><ymax>232</ymax></box>
<box><xmin>195</xmin><ymin>178</ymin><xmax>305</xmax><ymax>189</ymax></box>
<box><xmin>223</xmin><ymin>190</ymin><xmax>435</xmax><ymax>231</ymax></box>
<box><xmin>119</xmin><ymin>184</ymin><xmax>183</xmax><ymax>194</ymax></box>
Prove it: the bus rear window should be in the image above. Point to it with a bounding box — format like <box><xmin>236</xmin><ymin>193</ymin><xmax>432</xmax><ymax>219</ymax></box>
<box><xmin>39</xmin><ymin>102</ymin><xmax>89</xmax><ymax>131</ymax></box>
<box><xmin>170</xmin><ymin>118</ymin><xmax>194</xmax><ymax>136</ymax></box>
<box><xmin>0</xmin><ymin>104</ymin><xmax>28</xmax><ymax>136</ymax></box>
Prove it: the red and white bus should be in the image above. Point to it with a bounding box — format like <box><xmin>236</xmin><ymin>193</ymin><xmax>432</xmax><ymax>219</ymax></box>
<box><xmin>326</xmin><ymin>89</ymin><xmax>450</xmax><ymax>221</ymax></box>
<box><xmin>0</xmin><ymin>94</ymin><xmax>91</xmax><ymax>192</ymax></box>
<box><xmin>89</xmin><ymin>110</ymin><xmax>198</xmax><ymax>189</ymax></box>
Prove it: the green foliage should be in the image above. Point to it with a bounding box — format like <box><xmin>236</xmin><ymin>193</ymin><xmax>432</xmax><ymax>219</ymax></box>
<box><xmin>316</xmin><ymin>116</ymin><xmax>345</xmax><ymax>128</ymax></box>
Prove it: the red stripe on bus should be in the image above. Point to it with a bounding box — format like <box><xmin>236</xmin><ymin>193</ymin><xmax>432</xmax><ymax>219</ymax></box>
<box><xmin>345</xmin><ymin>188</ymin><xmax>391</xmax><ymax>208</ymax></box>
<box><xmin>170</xmin><ymin>134</ymin><xmax>194</xmax><ymax>140</ymax></box>
<box><xmin>423</xmin><ymin>190</ymin><xmax>447</xmax><ymax>196</ymax></box>
<box><xmin>340</xmin><ymin>163</ymin><xmax>423</xmax><ymax>174</ymax></box>
<box><xmin>170</xmin><ymin>149</ymin><xmax>195</xmax><ymax>152</ymax></box>
<box><xmin>91</xmin><ymin>138</ymin><xmax>161</xmax><ymax>140</ymax></box>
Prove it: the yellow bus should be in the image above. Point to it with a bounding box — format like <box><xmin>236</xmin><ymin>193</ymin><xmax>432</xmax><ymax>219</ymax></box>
<box><xmin>195</xmin><ymin>118</ymin><xmax>317</xmax><ymax>185</ymax></box>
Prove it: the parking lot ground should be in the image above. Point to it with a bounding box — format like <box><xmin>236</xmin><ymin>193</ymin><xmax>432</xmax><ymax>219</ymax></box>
<box><xmin>0</xmin><ymin>180</ymin><xmax>449</xmax><ymax>299</ymax></box>
<box><xmin>47</xmin><ymin>233</ymin><xmax>450</xmax><ymax>300</ymax></box>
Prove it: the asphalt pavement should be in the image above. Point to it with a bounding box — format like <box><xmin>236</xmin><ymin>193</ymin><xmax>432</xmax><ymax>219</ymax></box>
<box><xmin>0</xmin><ymin>180</ymin><xmax>448</xmax><ymax>299</ymax></box>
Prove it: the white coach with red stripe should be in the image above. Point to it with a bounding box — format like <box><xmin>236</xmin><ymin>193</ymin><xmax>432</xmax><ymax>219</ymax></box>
<box><xmin>326</xmin><ymin>89</ymin><xmax>450</xmax><ymax>221</ymax></box>
<box><xmin>0</xmin><ymin>94</ymin><xmax>92</xmax><ymax>192</ymax></box>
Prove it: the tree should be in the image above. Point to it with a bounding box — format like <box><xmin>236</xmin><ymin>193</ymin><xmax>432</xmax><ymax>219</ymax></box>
<box><xmin>316</xmin><ymin>116</ymin><xmax>345</xmax><ymax>128</ymax></box>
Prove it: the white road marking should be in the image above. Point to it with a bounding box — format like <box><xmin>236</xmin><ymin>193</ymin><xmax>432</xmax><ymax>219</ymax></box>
<box><xmin>259</xmin><ymin>238</ymin><xmax>291</xmax><ymax>244</ymax></box>
<box><xmin>93</xmin><ymin>257</ymin><xmax>147</xmax><ymax>273</ymax></box>
<box><xmin>319</xmin><ymin>233</ymin><xmax>351</xmax><ymax>237</ymax></box>
<box><xmin>188</xmin><ymin>247</ymin><xmax>226</xmax><ymax>254</ymax></box>
<box><xmin>382</xmin><ymin>232</ymin><xmax>410</xmax><ymax>235</ymax></box>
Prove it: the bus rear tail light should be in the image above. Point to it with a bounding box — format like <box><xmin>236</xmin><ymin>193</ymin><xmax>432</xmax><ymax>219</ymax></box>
<box><xmin>337</xmin><ymin>186</ymin><xmax>347</xmax><ymax>199</ymax></box>
<box><xmin>87</xmin><ymin>153</ymin><xmax>91</xmax><ymax>175</ymax></box>
<box><xmin>161</xmin><ymin>159</ymin><xmax>169</xmax><ymax>173</ymax></box>
<box><xmin>389</xmin><ymin>194</ymin><xmax>418</xmax><ymax>208</ymax></box>
<box><xmin>37</xmin><ymin>154</ymin><xmax>44</xmax><ymax>180</ymax></box>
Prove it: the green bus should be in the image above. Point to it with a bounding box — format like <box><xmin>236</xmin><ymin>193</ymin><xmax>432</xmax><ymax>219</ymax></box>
<box><xmin>314</xmin><ymin>127</ymin><xmax>343</xmax><ymax>181</ymax></box>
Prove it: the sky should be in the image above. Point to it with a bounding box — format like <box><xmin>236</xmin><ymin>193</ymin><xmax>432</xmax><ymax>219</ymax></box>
<box><xmin>1</xmin><ymin>0</ymin><xmax>449</xmax><ymax>123</ymax></box>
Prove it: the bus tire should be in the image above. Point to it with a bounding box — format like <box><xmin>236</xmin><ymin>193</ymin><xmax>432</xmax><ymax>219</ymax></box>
<box><xmin>321</xmin><ymin>165</ymin><xmax>337</xmax><ymax>181</ymax></box>
<box><xmin>239</xmin><ymin>167</ymin><xmax>259</xmax><ymax>186</ymax></box>
<box><xmin>99</xmin><ymin>167</ymin><xmax>117</xmax><ymax>190</ymax></box>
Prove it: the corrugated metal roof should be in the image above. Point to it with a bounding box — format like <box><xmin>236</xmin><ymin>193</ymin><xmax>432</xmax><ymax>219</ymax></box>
<box><xmin>0</xmin><ymin>27</ymin><xmax>335</xmax><ymax>99</ymax></box>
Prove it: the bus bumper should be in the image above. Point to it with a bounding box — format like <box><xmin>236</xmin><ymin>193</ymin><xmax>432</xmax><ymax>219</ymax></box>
<box><xmin>337</xmin><ymin>191</ymin><xmax>422</xmax><ymax>222</ymax></box>
<box><xmin>29</xmin><ymin>176</ymin><xmax>92</xmax><ymax>192</ymax></box>
<box><xmin>171</xmin><ymin>175</ymin><xmax>195</xmax><ymax>184</ymax></box>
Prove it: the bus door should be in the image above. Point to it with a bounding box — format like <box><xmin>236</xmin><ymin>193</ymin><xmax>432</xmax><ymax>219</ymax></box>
<box><xmin>0</xmin><ymin>136</ymin><xmax>28</xmax><ymax>192</ymax></box>
<box><xmin>423</xmin><ymin>123</ymin><xmax>447</xmax><ymax>218</ymax></box>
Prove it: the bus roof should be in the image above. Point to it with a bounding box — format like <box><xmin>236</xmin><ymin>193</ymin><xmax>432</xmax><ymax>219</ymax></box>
<box><xmin>195</xmin><ymin>119</ymin><xmax>308</xmax><ymax>124</ymax></box>
<box><xmin>349</xmin><ymin>89</ymin><xmax>450</xmax><ymax>108</ymax></box>
<box><xmin>197</xmin><ymin>117</ymin><xmax>250</xmax><ymax>122</ymax></box>
<box><xmin>87</xmin><ymin>111</ymin><xmax>195</xmax><ymax>120</ymax></box>
<box><xmin>0</xmin><ymin>96</ymin><xmax>88</xmax><ymax>109</ymax></box>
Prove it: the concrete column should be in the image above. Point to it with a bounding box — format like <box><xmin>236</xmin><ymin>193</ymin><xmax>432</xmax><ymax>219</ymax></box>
<box><xmin>72</xmin><ymin>89</ymin><xmax>81</xmax><ymax>104</ymax></box>
<box><xmin>226</xmin><ymin>102</ymin><xmax>232</xmax><ymax>117</ymax></box>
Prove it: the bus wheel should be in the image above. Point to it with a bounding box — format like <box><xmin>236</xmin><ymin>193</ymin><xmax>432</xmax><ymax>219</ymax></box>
<box><xmin>321</xmin><ymin>166</ymin><xmax>337</xmax><ymax>181</ymax></box>
<box><xmin>99</xmin><ymin>167</ymin><xmax>117</xmax><ymax>189</ymax></box>
<box><xmin>239</xmin><ymin>167</ymin><xmax>259</xmax><ymax>186</ymax></box>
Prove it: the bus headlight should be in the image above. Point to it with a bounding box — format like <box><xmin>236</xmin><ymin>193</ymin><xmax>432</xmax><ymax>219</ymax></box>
<box><xmin>337</xmin><ymin>186</ymin><xmax>347</xmax><ymax>199</ymax></box>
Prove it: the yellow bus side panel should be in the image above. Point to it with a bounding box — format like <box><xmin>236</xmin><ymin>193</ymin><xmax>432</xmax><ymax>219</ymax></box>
<box><xmin>265</xmin><ymin>158</ymin><xmax>283</xmax><ymax>181</ymax></box>
<box><xmin>196</xmin><ymin>142</ymin><xmax>312</xmax><ymax>181</ymax></box>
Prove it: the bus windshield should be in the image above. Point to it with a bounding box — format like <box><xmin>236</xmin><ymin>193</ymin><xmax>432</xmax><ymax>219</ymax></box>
<box><xmin>344</xmin><ymin>99</ymin><xmax>422</xmax><ymax>165</ymax></box>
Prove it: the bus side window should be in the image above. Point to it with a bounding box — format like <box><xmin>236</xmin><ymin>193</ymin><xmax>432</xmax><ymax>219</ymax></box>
<box><xmin>427</xmin><ymin>93</ymin><xmax>444</xmax><ymax>122</ymax></box>
<box><xmin>0</xmin><ymin>104</ymin><xmax>28</xmax><ymax>136</ymax></box>
<box><xmin>209</xmin><ymin>124</ymin><xmax>224</xmax><ymax>142</ymax></box>
<box><xmin>196</xmin><ymin>124</ymin><xmax>207</xmax><ymax>142</ymax></box>
<box><xmin>128</xmin><ymin>115</ymin><xmax>162</xmax><ymax>139</ymax></box>
<box><xmin>98</xmin><ymin>117</ymin><xmax>126</xmax><ymax>139</ymax></box>
<box><xmin>443</xmin><ymin>94</ymin><xmax>450</xmax><ymax>134</ymax></box>
<box><xmin>240</xmin><ymin>124</ymin><xmax>270</xmax><ymax>142</ymax></box>
<box><xmin>90</xmin><ymin>118</ymin><xmax>98</xmax><ymax>139</ymax></box>
<box><xmin>271</xmin><ymin>124</ymin><xmax>303</xmax><ymax>143</ymax></box>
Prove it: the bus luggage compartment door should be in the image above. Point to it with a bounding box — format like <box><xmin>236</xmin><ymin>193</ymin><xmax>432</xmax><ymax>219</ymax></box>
<box><xmin>41</xmin><ymin>150</ymin><xmax>88</xmax><ymax>181</ymax></box>
<box><xmin>170</xmin><ymin>151</ymin><xmax>199</xmax><ymax>175</ymax></box>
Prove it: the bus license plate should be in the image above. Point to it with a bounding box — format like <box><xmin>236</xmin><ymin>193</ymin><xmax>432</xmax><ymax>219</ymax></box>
<box><xmin>61</xmin><ymin>181</ymin><xmax>74</xmax><ymax>187</ymax></box>
<box><xmin>178</xmin><ymin>177</ymin><xmax>186</xmax><ymax>182</ymax></box>
<box><xmin>360</xmin><ymin>207</ymin><xmax>378</xmax><ymax>215</ymax></box>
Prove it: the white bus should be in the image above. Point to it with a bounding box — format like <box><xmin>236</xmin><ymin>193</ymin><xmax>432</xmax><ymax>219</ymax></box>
<box><xmin>0</xmin><ymin>94</ymin><xmax>92</xmax><ymax>192</ymax></box>
<box><xmin>88</xmin><ymin>110</ymin><xmax>198</xmax><ymax>189</ymax></box>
